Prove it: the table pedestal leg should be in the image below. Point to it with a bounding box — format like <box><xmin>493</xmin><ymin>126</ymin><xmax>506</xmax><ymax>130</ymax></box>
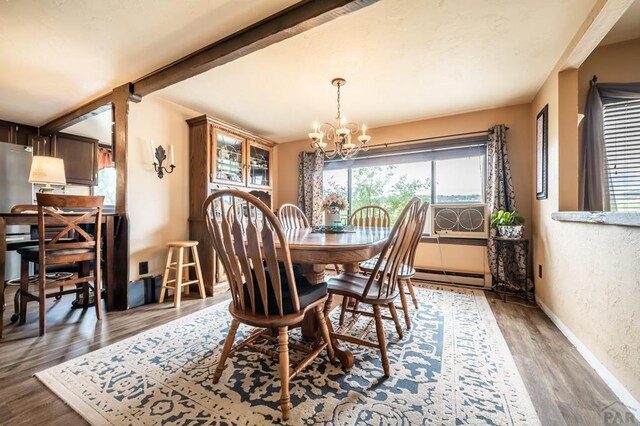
<box><xmin>299</xmin><ymin>263</ymin><xmax>354</xmax><ymax>368</ymax></box>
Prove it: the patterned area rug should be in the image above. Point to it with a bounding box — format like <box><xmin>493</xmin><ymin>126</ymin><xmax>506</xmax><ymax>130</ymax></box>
<box><xmin>36</xmin><ymin>285</ymin><xmax>540</xmax><ymax>425</ymax></box>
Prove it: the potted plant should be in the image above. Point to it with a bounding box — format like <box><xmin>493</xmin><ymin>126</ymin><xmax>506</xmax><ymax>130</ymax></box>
<box><xmin>322</xmin><ymin>193</ymin><xmax>349</xmax><ymax>226</ymax></box>
<box><xmin>491</xmin><ymin>210</ymin><xmax>525</xmax><ymax>239</ymax></box>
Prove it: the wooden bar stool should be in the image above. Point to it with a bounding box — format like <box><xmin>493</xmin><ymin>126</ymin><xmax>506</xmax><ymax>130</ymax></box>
<box><xmin>159</xmin><ymin>241</ymin><xmax>206</xmax><ymax>307</ymax></box>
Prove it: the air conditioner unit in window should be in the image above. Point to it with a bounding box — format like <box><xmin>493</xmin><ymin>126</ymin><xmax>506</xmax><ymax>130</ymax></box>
<box><xmin>429</xmin><ymin>203</ymin><xmax>488</xmax><ymax>239</ymax></box>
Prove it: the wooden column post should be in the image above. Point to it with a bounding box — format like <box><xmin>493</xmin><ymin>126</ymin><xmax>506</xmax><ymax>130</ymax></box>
<box><xmin>111</xmin><ymin>83</ymin><xmax>138</xmax><ymax>309</ymax></box>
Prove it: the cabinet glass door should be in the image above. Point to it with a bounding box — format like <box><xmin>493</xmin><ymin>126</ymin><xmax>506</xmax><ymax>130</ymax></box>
<box><xmin>248</xmin><ymin>143</ymin><xmax>271</xmax><ymax>187</ymax></box>
<box><xmin>215</xmin><ymin>131</ymin><xmax>245</xmax><ymax>184</ymax></box>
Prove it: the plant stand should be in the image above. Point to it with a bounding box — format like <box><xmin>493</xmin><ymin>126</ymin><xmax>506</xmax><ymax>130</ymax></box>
<box><xmin>493</xmin><ymin>237</ymin><xmax>533</xmax><ymax>302</ymax></box>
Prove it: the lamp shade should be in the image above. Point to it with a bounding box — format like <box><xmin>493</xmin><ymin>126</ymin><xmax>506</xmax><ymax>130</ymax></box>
<box><xmin>28</xmin><ymin>156</ymin><xmax>66</xmax><ymax>186</ymax></box>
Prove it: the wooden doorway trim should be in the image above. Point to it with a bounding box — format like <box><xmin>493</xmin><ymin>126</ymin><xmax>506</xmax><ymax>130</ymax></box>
<box><xmin>41</xmin><ymin>93</ymin><xmax>113</xmax><ymax>134</ymax></box>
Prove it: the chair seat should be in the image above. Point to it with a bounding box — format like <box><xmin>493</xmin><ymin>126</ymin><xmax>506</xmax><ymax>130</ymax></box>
<box><xmin>327</xmin><ymin>272</ymin><xmax>398</xmax><ymax>304</ymax></box>
<box><xmin>359</xmin><ymin>257</ymin><xmax>416</xmax><ymax>279</ymax></box>
<box><xmin>244</xmin><ymin>262</ymin><xmax>327</xmax><ymax>316</ymax></box>
<box><xmin>17</xmin><ymin>246</ymin><xmax>94</xmax><ymax>263</ymax></box>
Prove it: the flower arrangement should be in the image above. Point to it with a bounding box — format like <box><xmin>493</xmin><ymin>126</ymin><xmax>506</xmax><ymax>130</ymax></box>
<box><xmin>322</xmin><ymin>193</ymin><xmax>349</xmax><ymax>212</ymax></box>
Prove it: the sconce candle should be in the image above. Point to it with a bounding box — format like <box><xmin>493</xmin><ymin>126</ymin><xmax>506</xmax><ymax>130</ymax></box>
<box><xmin>152</xmin><ymin>142</ymin><xmax>176</xmax><ymax>179</ymax></box>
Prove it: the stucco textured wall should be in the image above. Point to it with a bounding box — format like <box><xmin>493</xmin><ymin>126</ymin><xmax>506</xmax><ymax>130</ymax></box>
<box><xmin>531</xmin><ymin>38</ymin><xmax>640</xmax><ymax>402</ymax></box>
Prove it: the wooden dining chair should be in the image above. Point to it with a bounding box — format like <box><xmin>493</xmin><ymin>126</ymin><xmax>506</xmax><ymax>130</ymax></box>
<box><xmin>17</xmin><ymin>194</ymin><xmax>104</xmax><ymax>336</ymax></box>
<box><xmin>339</xmin><ymin>204</ymin><xmax>392</xmax><ymax>325</ymax></box>
<box><xmin>349</xmin><ymin>205</ymin><xmax>391</xmax><ymax>228</ymax></box>
<box><xmin>203</xmin><ymin>189</ymin><xmax>334</xmax><ymax>421</ymax></box>
<box><xmin>325</xmin><ymin>197</ymin><xmax>421</xmax><ymax>377</ymax></box>
<box><xmin>278</xmin><ymin>203</ymin><xmax>310</xmax><ymax>229</ymax></box>
<box><xmin>358</xmin><ymin>202</ymin><xmax>429</xmax><ymax>330</ymax></box>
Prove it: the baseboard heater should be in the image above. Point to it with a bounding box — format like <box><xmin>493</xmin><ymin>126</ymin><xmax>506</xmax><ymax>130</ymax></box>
<box><xmin>413</xmin><ymin>268</ymin><xmax>488</xmax><ymax>287</ymax></box>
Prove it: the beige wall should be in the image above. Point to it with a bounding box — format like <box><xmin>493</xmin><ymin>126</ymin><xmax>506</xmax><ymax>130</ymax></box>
<box><xmin>127</xmin><ymin>95</ymin><xmax>200</xmax><ymax>281</ymax></box>
<box><xmin>578</xmin><ymin>37</ymin><xmax>640</xmax><ymax>114</ymax></box>
<box><xmin>276</xmin><ymin>104</ymin><xmax>533</xmax><ymax>275</ymax></box>
<box><xmin>531</xmin><ymin>39</ymin><xmax>640</xmax><ymax>403</ymax></box>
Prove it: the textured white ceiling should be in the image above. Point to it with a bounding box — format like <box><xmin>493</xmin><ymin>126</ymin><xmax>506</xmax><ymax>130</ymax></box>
<box><xmin>600</xmin><ymin>0</ymin><xmax>640</xmax><ymax>46</ymax></box>
<box><xmin>157</xmin><ymin>0</ymin><xmax>598</xmax><ymax>143</ymax></box>
<box><xmin>0</xmin><ymin>0</ymin><xmax>298</xmax><ymax>125</ymax></box>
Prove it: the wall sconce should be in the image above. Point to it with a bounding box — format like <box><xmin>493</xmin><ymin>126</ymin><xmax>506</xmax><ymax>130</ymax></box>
<box><xmin>151</xmin><ymin>140</ymin><xmax>175</xmax><ymax>179</ymax></box>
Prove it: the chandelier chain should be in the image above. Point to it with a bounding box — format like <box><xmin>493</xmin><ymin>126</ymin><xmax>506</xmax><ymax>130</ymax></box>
<box><xmin>336</xmin><ymin>82</ymin><xmax>341</xmax><ymax>122</ymax></box>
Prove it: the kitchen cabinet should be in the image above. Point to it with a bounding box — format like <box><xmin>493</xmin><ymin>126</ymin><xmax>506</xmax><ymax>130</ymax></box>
<box><xmin>51</xmin><ymin>133</ymin><xmax>98</xmax><ymax>185</ymax></box>
<box><xmin>0</xmin><ymin>120</ymin><xmax>50</xmax><ymax>155</ymax></box>
<box><xmin>0</xmin><ymin>120</ymin><xmax>13</xmax><ymax>144</ymax></box>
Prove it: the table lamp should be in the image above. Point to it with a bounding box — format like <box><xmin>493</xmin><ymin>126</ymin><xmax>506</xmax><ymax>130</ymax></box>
<box><xmin>28</xmin><ymin>156</ymin><xmax>66</xmax><ymax>193</ymax></box>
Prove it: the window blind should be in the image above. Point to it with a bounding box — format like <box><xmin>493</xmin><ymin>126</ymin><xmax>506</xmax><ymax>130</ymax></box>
<box><xmin>603</xmin><ymin>98</ymin><xmax>640</xmax><ymax>211</ymax></box>
<box><xmin>324</xmin><ymin>135</ymin><xmax>487</xmax><ymax>170</ymax></box>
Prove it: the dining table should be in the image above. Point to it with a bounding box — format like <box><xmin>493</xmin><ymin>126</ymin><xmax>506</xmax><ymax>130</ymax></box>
<box><xmin>0</xmin><ymin>212</ymin><xmax>119</xmax><ymax>339</ymax></box>
<box><xmin>282</xmin><ymin>226</ymin><xmax>390</xmax><ymax>368</ymax></box>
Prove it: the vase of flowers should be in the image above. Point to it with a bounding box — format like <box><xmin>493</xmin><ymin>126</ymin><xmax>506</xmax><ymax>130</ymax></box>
<box><xmin>322</xmin><ymin>193</ymin><xmax>349</xmax><ymax>226</ymax></box>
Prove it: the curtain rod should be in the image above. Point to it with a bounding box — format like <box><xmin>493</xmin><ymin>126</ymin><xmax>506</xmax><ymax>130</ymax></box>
<box><xmin>370</xmin><ymin>127</ymin><xmax>509</xmax><ymax>150</ymax></box>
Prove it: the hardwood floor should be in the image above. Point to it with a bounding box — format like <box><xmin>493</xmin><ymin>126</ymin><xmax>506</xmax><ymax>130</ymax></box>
<box><xmin>0</xmin><ymin>285</ymin><xmax>633</xmax><ymax>425</ymax></box>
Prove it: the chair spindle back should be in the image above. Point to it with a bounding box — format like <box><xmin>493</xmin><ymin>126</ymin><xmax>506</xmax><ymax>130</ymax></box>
<box><xmin>204</xmin><ymin>190</ymin><xmax>299</xmax><ymax>318</ymax></box>
<box><xmin>363</xmin><ymin>198</ymin><xmax>421</xmax><ymax>300</ymax></box>
<box><xmin>278</xmin><ymin>204</ymin><xmax>310</xmax><ymax>229</ymax></box>
<box><xmin>404</xmin><ymin>202</ymin><xmax>429</xmax><ymax>269</ymax></box>
<box><xmin>349</xmin><ymin>205</ymin><xmax>391</xmax><ymax>228</ymax></box>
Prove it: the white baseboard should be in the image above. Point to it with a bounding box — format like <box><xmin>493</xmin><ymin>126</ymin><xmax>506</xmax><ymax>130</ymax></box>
<box><xmin>537</xmin><ymin>299</ymin><xmax>640</xmax><ymax>421</ymax></box>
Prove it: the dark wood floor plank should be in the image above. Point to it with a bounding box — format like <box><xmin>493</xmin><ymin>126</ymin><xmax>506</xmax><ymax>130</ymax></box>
<box><xmin>0</xmin><ymin>286</ymin><xmax>632</xmax><ymax>425</ymax></box>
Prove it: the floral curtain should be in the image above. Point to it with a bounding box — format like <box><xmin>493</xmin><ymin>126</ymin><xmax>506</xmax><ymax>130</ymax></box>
<box><xmin>486</xmin><ymin>124</ymin><xmax>527</xmax><ymax>290</ymax></box>
<box><xmin>97</xmin><ymin>147</ymin><xmax>114</xmax><ymax>170</ymax></box>
<box><xmin>298</xmin><ymin>151</ymin><xmax>324</xmax><ymax>225</ymax></box>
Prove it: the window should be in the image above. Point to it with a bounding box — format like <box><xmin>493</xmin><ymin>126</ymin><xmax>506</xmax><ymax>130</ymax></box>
<box><xmin>603</xmin><ymin>99</ymin><xmax>640</xmax><ymax>211</ymax></box>
<box><xmin>94</xmin><ymin>167</ymin><xmax>116</xmax><ymax>205</ymax></box>
<box><xmin>323</xmin><ymin>137</ymin><xmax>486</xmax><ymax>228</ymax></box>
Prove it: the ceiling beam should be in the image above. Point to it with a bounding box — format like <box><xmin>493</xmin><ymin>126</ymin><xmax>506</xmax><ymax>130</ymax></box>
<box><xmin>40</xmin><ymin>93</ymin><xmax>113</xmax><ymax>134</ymax></box>
<box><xmin>132</xmin><ymin>0</ymin><xmax>379</xmax><ymax>97</ymax></box>
<box><xmin>558</xmin><ymin>0</ymin><xmax>634</xmax><ymax>70</ymax></box>
<box><xmin>39</xmin><ymin>0</ymin><xmax>377</xmax><ymax>132</ymax></box>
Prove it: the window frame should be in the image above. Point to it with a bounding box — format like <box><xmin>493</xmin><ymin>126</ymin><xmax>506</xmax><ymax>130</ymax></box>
<box><xmin>323</xmin><ymin>136</ymin><xmax>488</xmax><ymax>220</ymax></box>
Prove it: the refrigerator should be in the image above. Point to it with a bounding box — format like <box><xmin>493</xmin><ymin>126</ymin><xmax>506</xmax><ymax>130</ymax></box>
<box><xmin>0</xmin><ymin>142</ymin><xmax>34</xmax><ymax>281</ymax></box>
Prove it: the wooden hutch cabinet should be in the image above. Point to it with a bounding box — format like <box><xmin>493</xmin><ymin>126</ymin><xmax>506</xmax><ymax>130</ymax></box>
<box><xmin>187</xmin><ymin>115</ymin><xmax>276</xmax><ymax>292</ymax></box>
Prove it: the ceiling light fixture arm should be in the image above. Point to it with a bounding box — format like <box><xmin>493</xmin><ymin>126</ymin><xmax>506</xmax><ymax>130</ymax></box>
<box><xmin>308</xmin><ymin>77</ymin><xmax>371</xmax><ymax>160</ymax></box>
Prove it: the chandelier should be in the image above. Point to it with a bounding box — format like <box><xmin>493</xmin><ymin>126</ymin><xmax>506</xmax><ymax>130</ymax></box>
<box><xmin>308</xmin><ymin>78</ymin><xmax>371</xmax><ymax>160</ymax></box>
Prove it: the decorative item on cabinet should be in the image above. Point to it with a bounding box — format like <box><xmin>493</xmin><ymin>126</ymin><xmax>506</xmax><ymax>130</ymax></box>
<box><xmin>186</xmin><ymin>115</ymin><xmax>275</xmax><ymax>296</ymax></box>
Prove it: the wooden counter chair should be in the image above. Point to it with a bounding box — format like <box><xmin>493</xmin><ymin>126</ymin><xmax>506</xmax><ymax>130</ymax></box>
<box><xmin>7</xmin><ymin>204</ymin><xmax>76</xmax><ymax>324</ymax></box>
<box><xmin>203</xmin><ymin>190</ymin><xmax>334</xmax><ymax>421</ymax></box>
<box><xmin>359</xmin><ymin>202</ymin><xmax>429</xmax><ymax>330</ymax></box>
<box><xmin>338</xmin><ymin>205</ymin><xmax>392</xmax><ymax>325</ymax></box>
<box><xmin>325</xmin><ymin>197</ymin><xmax>420</xmax><ymax>377</ymax></box>
<box><xmin>17</xmin><ymin>194</ymin><xmax>104</xmax><ymax>336</ymax></box>
<box><xmin>278</xmin><ymin>204</ymin><xmax>310</xmax><ymax>229</ymax></box>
